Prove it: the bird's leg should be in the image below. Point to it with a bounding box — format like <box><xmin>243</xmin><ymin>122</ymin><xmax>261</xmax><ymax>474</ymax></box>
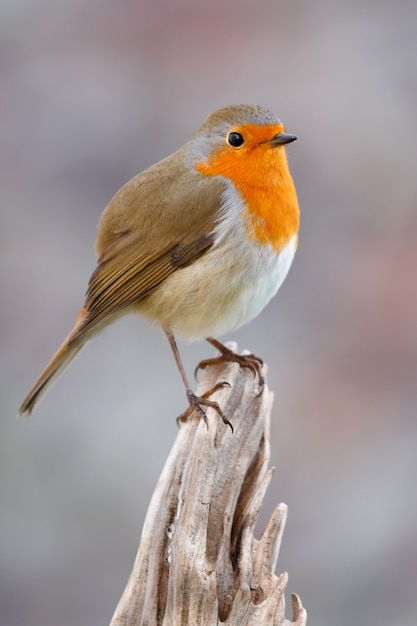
<box><xmin>166</xmin><ymin>332</ymin><xmax>232</xmax><ymax>431</ymax></box>
<box><xmin>195</xmin><ymin>337</ymin><xmax>265</xmax><ymax>395</ymax></box>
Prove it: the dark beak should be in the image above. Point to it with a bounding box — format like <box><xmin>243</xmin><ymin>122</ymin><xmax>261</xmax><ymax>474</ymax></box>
<box><xmin>268</xmin><ymin>133</ymin><xmax>298</xmax><ymax>146</ymax></box>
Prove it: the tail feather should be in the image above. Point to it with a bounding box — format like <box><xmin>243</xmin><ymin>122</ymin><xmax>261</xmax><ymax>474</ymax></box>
<box><xmin>19</xmin><ymin>309</ymin><xmax>91</xmax><ymax>416</ymax></box>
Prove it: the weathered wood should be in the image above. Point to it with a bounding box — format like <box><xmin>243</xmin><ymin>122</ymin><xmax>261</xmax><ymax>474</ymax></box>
<box><xmin>110</xmin><ymin>344</ymin><xmax>306</xmax><ymax>625</ymax></box>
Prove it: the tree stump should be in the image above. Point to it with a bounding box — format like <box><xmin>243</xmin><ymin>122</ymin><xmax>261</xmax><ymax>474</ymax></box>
<box><xmin>110</xmin><ymin>344</ymin><xmax>306</xmax><ymax>625</ymax></box>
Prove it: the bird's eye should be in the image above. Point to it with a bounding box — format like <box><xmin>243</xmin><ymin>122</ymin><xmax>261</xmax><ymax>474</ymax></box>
<box><xmin>227</xmin><ymin>132</ymin><xmax>244</xmax><ymax>147</ymax></box>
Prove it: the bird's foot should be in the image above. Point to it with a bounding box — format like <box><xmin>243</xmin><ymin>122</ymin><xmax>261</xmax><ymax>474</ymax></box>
<box><xmin>196</xmin><ymin>339</ymin><xmax>265</xmax><ymax>395</ymax></box>
<box><xmin>177</xmin><ymin>382</ymin><xmax>233</xmax><ymax>432</ymax></box>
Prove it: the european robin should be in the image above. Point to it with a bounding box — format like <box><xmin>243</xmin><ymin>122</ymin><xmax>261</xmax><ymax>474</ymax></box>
<box><xmin>19</xmin><ymin>104</ymin><xmax>299</xmax><ymax>428</ymax></box>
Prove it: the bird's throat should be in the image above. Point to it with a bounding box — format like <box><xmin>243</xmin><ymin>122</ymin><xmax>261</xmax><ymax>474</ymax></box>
<box><xmin>195</xmin><ymin>146</ymin><xmax>300</xmax><ymax>253</ymax></box>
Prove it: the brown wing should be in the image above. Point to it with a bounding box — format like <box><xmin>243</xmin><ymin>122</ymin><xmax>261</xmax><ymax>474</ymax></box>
<box><xmin>71</xmin><ymin>152</ymin><xmax>225</xmax><ymax>340</ymax></box>
<box><xmin>80</xmin><ymin>230</ymin><xmax>214</xmax><ymax>332</ymax></box>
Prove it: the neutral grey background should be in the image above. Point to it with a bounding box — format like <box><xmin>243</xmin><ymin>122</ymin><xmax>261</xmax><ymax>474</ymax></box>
<box><xmin>1</xmin><ymin>1</ymin><xmax>416</xmax><ymax>624</ymax></box>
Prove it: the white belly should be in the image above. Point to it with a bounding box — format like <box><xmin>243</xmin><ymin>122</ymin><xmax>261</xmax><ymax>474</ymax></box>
<box><xmin>222</xmin><ymin>234</ymin><xmax>297</xmax><ymax>335</ymax></box>
<box><xmin>141</xmin><ymin>232</ymin><xmax>297</xmax><ymax>340</ymax></box>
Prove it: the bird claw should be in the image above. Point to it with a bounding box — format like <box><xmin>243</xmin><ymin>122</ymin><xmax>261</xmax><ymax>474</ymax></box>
<box><xmin>195</xmin><ymin>345</ymin><xmax>265</xmax><ymax>396</ymax></box>
<box><xmin>177</xmin><ymin>382</ymin><xmax>233</xmax><ymax>432</ymax></box>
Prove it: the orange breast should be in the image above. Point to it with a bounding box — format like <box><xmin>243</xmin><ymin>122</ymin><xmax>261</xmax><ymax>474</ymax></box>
<box><xmin>195</xmin><ymin>123</ymin><xmax>300</xmax><ymax>253</ymax></box>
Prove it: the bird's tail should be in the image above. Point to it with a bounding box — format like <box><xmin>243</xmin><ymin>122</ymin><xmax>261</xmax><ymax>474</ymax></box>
<box><xmin>19</xmin><ymin>308</ymin><xmax>91</xmax><ymax>416</ymax></box>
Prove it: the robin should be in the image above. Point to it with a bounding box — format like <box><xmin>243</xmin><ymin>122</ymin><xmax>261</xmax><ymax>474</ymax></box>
<box><xmin>19</xmin><ymin>104</ymin><xmax>300</xmax><ymax>429</ymax></box>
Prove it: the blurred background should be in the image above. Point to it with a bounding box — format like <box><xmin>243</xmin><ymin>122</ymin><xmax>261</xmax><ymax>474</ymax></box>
<box><xmin>1</xmin><ymin>0</ymin><xmax>416</xmax><ymax>624</ymax></box>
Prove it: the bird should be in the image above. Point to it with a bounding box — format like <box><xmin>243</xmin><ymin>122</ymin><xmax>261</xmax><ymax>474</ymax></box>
<box><xmin>19</xmin><ymin>104</ymin><xmax>300</xmax><ymax>429</ymax></box>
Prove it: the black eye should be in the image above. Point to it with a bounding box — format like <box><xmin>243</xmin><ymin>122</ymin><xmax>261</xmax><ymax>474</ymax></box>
<box><xmin>228</xmin><ymin>132</ymin><xmax>244</xmax><ymax>147</ymax></box>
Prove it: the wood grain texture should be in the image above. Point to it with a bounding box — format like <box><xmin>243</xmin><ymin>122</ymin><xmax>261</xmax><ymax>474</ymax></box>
<box><xmin>110</xmin><ymin>344</ymin><xmax>306</xmax><ymax>626</ymax></box>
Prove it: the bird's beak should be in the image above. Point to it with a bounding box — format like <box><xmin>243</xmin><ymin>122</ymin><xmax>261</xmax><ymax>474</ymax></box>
<box><xmin>268</xmin><ymin>133</ymin><xmax>298</xmax><ymax>146</ymax></box>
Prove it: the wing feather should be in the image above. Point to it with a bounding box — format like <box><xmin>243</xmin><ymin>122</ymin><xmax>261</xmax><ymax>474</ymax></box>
<box><xmin>70</xmin><ymin>155</ymin><xmax>225</xmax><ymax>341</ymax></box>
